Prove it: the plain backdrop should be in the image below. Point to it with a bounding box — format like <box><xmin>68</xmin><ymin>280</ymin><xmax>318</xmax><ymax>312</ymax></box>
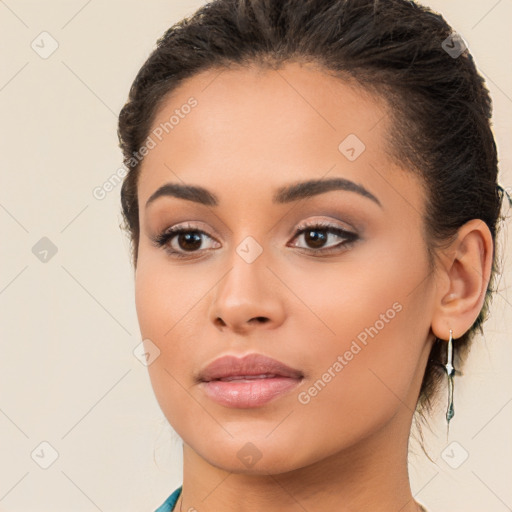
<box><xmin>0</xmin><ymin>1</ymin><xmax>511</xmax><ymax>511</ymax></box>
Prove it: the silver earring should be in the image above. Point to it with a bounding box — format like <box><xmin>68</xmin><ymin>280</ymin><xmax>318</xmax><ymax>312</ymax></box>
<box><xmin>444</xmin><ymin>329</ymin><xmax>455</xmax><ymax>429</ymax></box>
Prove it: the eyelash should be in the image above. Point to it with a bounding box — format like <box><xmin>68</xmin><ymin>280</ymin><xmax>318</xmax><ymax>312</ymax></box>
<box><xmin>151</xmin><ymin>220</ymin><xmax>359</xmax><ymax>259</ymax></box>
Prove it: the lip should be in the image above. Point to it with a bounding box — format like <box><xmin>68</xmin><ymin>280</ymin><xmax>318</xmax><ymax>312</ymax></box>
<box><xmin>198</xmin><ymin>353</ymin><xmax>303</xmax><ymax>408</ymax></box>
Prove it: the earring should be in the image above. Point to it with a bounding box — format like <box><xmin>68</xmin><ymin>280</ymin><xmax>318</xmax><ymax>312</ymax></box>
<box><xmin>444</xmin><ymin>329</ymin><xmax>455</xmax><ymax>428</ymax></box>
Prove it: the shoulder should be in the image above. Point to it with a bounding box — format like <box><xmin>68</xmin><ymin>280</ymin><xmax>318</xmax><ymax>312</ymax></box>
<box><xmin>154</xmin><ymin>485</ymin><xmax>182</xmax><ymax>512</ymax></box>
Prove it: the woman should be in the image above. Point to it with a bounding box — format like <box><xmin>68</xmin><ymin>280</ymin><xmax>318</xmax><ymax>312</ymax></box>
<box><xmin>117</xmin><ymin>0</ymin><xmax>508</xmax><ymax>510</ymax></box>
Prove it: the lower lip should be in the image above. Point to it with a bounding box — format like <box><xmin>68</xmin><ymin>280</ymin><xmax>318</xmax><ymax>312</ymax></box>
<box><xmin>200</xmin><ymin>377</ymin><xmax>302</xmax><ymax>408</ymax></box>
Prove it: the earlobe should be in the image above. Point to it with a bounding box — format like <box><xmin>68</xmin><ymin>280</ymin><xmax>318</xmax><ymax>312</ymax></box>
<box><xmin>431</xmin><ymin>219</ymin><xmax>494</xmax><ymax>340</ymax></box>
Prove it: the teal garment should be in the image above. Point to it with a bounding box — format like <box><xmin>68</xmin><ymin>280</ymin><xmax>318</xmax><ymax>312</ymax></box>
<box><xmin>154</xmin><ymin>486</ymin><xmax>182</xmax><ymax>512</ymax></box>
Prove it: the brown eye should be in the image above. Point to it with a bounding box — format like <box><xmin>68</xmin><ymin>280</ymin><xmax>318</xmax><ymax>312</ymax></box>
<box><xmin>291</xmin><ymin>222</ymin><xmax>359</xmax><ymax>254</ymax></box>
<box><xmin>151</xmin><ymin>223</ymin><xmax>220</xmax><ymax>259</ymax></box>
<box><xmin>302</xmin><ymin>228</ymin><xmax>329</xmax><ymax>249</ymax></box>
<box><xmin>175</xmin><ymin>231</ymin><xmax>203</xmax><ymax>252</ymax></box>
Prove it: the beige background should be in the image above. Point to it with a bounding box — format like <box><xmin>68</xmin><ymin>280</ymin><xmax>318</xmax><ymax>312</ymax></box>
<box><xmin>0</xmin><ymin>1</ymin><xmax>510</xmax><ymax>511</ymax></box>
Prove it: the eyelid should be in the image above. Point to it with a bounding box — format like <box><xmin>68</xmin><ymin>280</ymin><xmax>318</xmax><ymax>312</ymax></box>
<box><xmin>151</xmin><ymin>221</ymin><xmax>218</xmax><ymax>246</ymax></box>
<box><xmin>153</xmin><ymin>220</ymin><xmax>218</xmax><ymax>240</ymax></box>
<box><xmin>293</xmin><ymin>217</ymin><xmax>357</xmax><ymax>235</ymax></box>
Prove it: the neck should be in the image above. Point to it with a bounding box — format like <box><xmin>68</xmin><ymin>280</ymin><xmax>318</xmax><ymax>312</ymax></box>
<box><xmin>177</xmin><ymin>407</ymin><xmax>424</xmax><ymax>512</ymax></box>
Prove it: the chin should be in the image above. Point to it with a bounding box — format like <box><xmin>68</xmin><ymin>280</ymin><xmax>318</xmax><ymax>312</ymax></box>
<box><xmin>189</xmin><ymin>433</ymin><xmax>319</xmax><ymax>476</ymax></box>
<box><xmin>207</xmin><ymin>450</ymin><xmax>302</xmax><ymax>475</ymax></box>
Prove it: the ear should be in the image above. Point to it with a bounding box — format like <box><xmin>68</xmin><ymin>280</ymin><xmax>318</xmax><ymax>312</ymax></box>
<box><xmin>431</xmin><ymin>219</ymin><xmax>494</xmax><ymax>340</ymax></box>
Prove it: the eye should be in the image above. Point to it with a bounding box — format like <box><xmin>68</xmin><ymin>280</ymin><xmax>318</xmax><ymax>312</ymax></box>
<box><xmin>289</xmin><ymin>220</ymin><xmax>359</xmax><ymax>254</ymax></box>
<box><xmin>151</xmin><ymin>222</ymin><xmax>219</xmax><ymax>259</ymax></box>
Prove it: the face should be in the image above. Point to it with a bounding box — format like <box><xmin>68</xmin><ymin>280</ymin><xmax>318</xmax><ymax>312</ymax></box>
<box><xmin>135</xmin><ymin>61</ymin><xmax>437</xmax><ymax>474</ymax></box>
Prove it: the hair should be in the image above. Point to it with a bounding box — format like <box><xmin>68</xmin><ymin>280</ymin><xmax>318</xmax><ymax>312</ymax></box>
<box><xmin>117</xmin><ymin>0</ymin><xmax>505</xmax><ymax>457</ymax></box>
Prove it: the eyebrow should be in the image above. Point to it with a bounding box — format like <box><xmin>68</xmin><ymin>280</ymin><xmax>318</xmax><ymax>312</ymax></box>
<box><xmin>145</xmin><ymin>177</ymin><xmax>382</xmax><ymax>209</ymax></box>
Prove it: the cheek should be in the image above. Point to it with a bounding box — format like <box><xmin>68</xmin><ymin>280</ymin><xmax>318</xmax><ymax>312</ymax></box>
<box><xmin>285</xmin><ymin>240</ymin><xmax>413</xmax><ymax>346</ymax></box>
<box><xmin>292</xmin><ymin>300</ymin><xmax>420</xmax><ymax>454</ymax></box>
<box><xmin>134</xmin><ymin>257</ymin><xmax>215</xmax><ymax>411</ymax></box>
<box><xmin>134</xmin><ymin>261</ymin><xmax>186</xmax><ymax>384</ymax></box>
<box><xmin>134</xmin><ymin>253</ymin><xmax>201</xmax><ymax>340</ymax></box>
<box><xmin>289</xmin><ymin>241</ymin><xmax>429</xmax><ymax>418</ymax></box>
<box><xmin>135</xmin><ymin>266</ymin><xmax>193</xmax><ymax>434</ymax></box>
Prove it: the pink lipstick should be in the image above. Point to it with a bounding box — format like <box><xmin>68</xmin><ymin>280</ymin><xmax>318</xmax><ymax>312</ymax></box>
<box><xmin>198</xmin><ymin>353</ymin><xmax>303</xmax><ymax>408</ymax></box>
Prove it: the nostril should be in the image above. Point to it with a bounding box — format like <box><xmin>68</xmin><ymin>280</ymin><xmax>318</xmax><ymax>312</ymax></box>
<box><xmin>215</xmin><ymin>318</ymin><xmax>227</xmax><ymax>327</ymax></box>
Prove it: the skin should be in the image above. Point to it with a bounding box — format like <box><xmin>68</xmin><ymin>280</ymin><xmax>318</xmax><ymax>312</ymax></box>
<box><xmin>134</xmin><ymin>61</ymin><xmax>493</xmax><ymax>512</ymax></box>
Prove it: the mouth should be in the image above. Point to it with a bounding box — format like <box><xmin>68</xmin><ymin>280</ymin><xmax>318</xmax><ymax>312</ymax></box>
<box><xmin>198</xmin><ymin>353</ymin><xmax>304</xmax><ymax>408</ymax></box>
<box><xmin>211</xmin><ymin>373</ymin><xmax>284</xmax><ymax>382</ymax></box>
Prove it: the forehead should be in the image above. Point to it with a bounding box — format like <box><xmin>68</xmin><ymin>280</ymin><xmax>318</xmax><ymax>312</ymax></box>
<box><xmin>145</xmin><ymin>61</ymin><xmax>387</xmax><ymax>156</ymax></box>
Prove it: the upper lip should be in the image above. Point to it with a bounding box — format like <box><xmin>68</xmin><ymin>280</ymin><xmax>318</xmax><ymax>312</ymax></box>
<box><xmin>198</xmin><ymin>353</ymin><xmax>303</xmax><ymax>382</ymax></box>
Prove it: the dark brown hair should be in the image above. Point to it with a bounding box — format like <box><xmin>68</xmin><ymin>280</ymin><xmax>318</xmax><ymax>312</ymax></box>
<box><xmin>117</xmin><ymin>0</ymin><xmax>505</xmax><ymax>454</ymax></box>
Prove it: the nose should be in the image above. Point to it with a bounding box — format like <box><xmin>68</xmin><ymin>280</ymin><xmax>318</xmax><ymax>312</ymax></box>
<box><xmin>208</xmin><ymin>244</ymin><xmax>285</xmax><ymax>334</ymax></box>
